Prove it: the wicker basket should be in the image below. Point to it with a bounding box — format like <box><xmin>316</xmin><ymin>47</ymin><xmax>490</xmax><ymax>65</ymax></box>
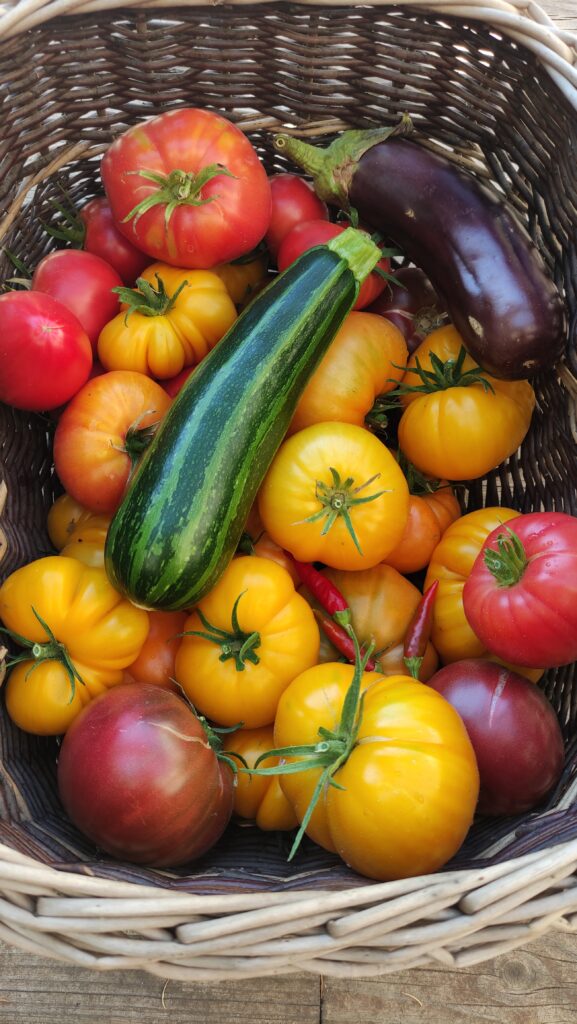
<box><xmin>0</xmin><ymin>0</ymin><xmax>577</xmax><ymax>981</ymax></box>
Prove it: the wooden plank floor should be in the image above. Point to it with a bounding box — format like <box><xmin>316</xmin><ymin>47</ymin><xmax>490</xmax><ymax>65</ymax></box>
<box><xmin>1</xmin><ymin>0</ymin><xmax>576</xmax><ymax>1019</ymax></box>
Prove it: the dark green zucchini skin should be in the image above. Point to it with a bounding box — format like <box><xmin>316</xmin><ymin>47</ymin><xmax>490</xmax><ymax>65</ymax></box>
<box><xmin>105</xmin><ymin>245</ymin><xmax>360</xmax><ymax>610</ymax></box>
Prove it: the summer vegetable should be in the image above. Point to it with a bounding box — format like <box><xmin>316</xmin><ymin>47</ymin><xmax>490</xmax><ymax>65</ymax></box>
<box><xmin>275</xmin><ymin>123</ymin><xmax>566</xmax><ymax>379</ymax></box>
<box><xmin>462</xmin><ymin>512</ymin><xmax>577</xmax><ymax>668</ymax></box>
<box><xmin>174</xmin><ymin>555</ymin><xmax>320</xmax><ymax>728</ymax></box>
<box><xmin>0</xmin><ymin>556</ymin><xmax>149</xmax><ymax>735</ymax></box>
<box><xmin>428</xmin><ymin>659</ymin><xmax>565</xmax><ymax>816</ymax></box>
<box><xmin>367</xmin><ymin>266</ymin><xmax>447</xmax><ymax>353</ymax></box>
<box><xmin>101</xmin><ymin>107</ymin><xmax>272</xmax><ymax>268</ymax></box>
<box><xmin>57</xmin><ymin>683</ymin><xmax>235</xmax><ymax>866</ymax></box>
<box><xmin>97</xmin><ymin>265</ymin><xmax>237</xmax><ymax>379</ymax></box>
<box><xmin>105</xmin><ymin>227</ymin><xmax>383</xmax><ymax>611</ymax></box>
<box><xmin>32</xmin><ymin>249</ymin><xmax>123</xmax><ymax>350</ymax></box>
<box><xmin>394</xmin><ymin>326</ymin><xmax>535</xmax><ymax>480</ymax></box>
<box><xmin>255</xmin><ymin>632</ymin><xmax>479</xmax><ymax>881</ymax></box>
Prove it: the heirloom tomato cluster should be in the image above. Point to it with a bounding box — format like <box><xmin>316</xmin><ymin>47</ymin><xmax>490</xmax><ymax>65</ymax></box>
<box><xmin>0</xmin><ymin>107</ymin><xmax>572</xmax><ymax>880</ymax></box>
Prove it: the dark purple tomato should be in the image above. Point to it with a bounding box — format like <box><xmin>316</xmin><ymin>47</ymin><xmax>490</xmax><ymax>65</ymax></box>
<box><xmin>427</xmin><ymin>659</ymin><xmax>564</xmax><ymax>816</ymax></box>
<box><xmin>367</xmin><ymin>266</ymin><xmax>447</xmax><ymax>353</ymax></box>
<box><xmin>57</xmin><ymin>683</ymin><xmax>234</xmax><ymax>866</ymax></box>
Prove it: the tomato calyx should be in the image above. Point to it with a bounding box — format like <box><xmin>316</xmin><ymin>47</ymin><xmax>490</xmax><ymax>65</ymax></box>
<box><xmin>111</xmin><ymin>408</ymin><xmax>162</xmax><ymax>471</ymax></box>
<box><xmin>114</xmin><ymin>273</ymin><xmax>189</xmax><ymax>321</ymax></box>
<box><xmin>298</xmin><ymin>466</ymin><xmax>389</xmax><ymax>556</ymax></box>
<box><xmin>0</xmin><ymin>606</ymin><xmax>85</xmax><ymax>703</ymax></box>
<box><xmin>483</xmin><ymin>527</ymin><xmax>528</xmax><ymax>587</ymax></box>
<box><xmin>180</xmin><ymin>592</ymin><xmax>262</xmax><ymax>672</ymax></box>
<box><xmin>250</xmin><ymin>624</ymin><xmax>374</xmax><ymax>860</ymax></box>
<box><xmin>390</xmin><ymin>346</ymin><xmax>495</xmax><ymax>396</ymax></box>
<box><xmin>122</xmin><ymin>164</ymin><xmax>238</xmax><ymax>229</ymax></box>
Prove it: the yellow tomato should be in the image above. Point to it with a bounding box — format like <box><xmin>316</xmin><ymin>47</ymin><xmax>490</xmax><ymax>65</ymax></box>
<box><xmin>97</xmin><ymin>264</ymin><xmax>237</xmax><ymax>378</ymax></box>
<box><xmin>222</xmin><ymin>726</ymin><xmax>299</xmax><ymax>831</ymax></box>
<box><xmin>398</xmin><ymin>326</ymin><xmax>535</xmax><ymax>480</ymax></box>
<box><xmin>174</xmin><ymin>556</ymin><xmax>319</xmax><ymax>728</ymax></box>
<box><xmin>210</xmin><ymin>252</ymin><xmax>269</xmax><ymax>308</ymax></box>
<box><xmin>0</xmin><ymin>556</ymin><xmax>149</xmax><ymax>734</ymax></box>
<box><xmin>60</xmin><ymin>514</ymin><xmax>110</xmax><ymax>567</ymax></box>
<box><xmin>258</xmin><ymin>422</ymin><xmax>410</xmax><ymax>571</ymax></box>
<box><xmin>47</xmin><ymin>493</ymin><xmax>94</xmax><ymax>550</ymax></box>
<box><xmin>274</xmin><ymin>663</ymin><xmax>479</xmax><ymax>880</ymax></box>
<box><xmin>289</xmin><ymin>312</ymin><xmax>407</xmax><ymax>433</ymax></box>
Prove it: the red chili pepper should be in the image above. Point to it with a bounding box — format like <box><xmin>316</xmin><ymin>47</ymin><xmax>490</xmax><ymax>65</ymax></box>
<box><xmin>315</xmin><ymin>610</ymin><xmax>376</xmax><ymax>672</ymax></box>
<box><xmin>403</xmin><ymin>579</ymin><xmax>439</xmax><ymax>680</ymax></box>
<box><xmin>288</xmin><ymin>555</ymin><xmax>350</xmax><ymax>620</ymax></box>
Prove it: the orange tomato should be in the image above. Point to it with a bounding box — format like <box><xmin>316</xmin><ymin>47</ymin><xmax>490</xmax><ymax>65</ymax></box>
<box><xmin>383</xmin><ymin>494</ymin><xmax>442</xmax><ymax>574</ymax></box>
<box><xmin>222</xmin><ymin>726</ymin><xmax>299</xmax><ymax>831</ymax></box>
<box><xmin>123</xmin><ymin>610</ymin><xmax>187</xmax><ymax>690</ymax></box>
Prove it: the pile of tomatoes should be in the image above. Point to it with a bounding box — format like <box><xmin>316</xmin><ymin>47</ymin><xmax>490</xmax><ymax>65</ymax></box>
<box><xmin>0</xmin><ymin>107</ymin><xmax>574</xmax><ymax>882</ymax></box>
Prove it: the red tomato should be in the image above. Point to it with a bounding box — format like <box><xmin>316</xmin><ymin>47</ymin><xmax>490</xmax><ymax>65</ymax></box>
<box><xmin>32</xmin><ymin>249</ymin><xmax>123</xmax><ymax>350</ymax></box>
<box><xmin>161</xmin><ymin>365</ymin><xmax>195</xmax><ymax>398</ymax></box>
<box><xmin>101</xmin><ymin>108</ymin><xmax>272</xmax><ymax>269</ymax></box>
<box><xmin>80</xmin><ymin>196</ymin><xmax>151</xmax><ymax>285</ymax></box>
<box><xmin>428</xmin><ymin>659</ymin><xmax>564</xmax><ymax>815</ymax></box>
<box><xmin>277</xmin><ymin>220</ymin><xmax>389</xmax><ymax>309</ymax></box>
<box><xmin>463</xmin><ymin>512</ymin><xmax>577</xmax><ymax>668</ymax></box>
<box><xmin>265</xmin><ymin>174</ymin><xmax>328</xmax><ymax>260</ymax></box>
<box><xmin>57</xmin><ymin>683</ymin><xmax>234</xmax><ymax>867</ymax></box>
<box><xmin>0</xmin><ymin>291</ymin><xmax>92</xmax><ymax>411</ymax></box>
<box><xmin>53</xmin><ymin>370</ymin><xmax>172</xmax><ymax>514</ymax></box>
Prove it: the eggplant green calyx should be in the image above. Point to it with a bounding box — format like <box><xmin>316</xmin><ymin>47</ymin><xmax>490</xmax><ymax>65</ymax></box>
<box><xmin>483</xmin><ymin>527</ymin><xmax>528</xmax><ymax>587</ymax></box>
<box><xmin>388</xmin><ymin>346</ymin><xmax>495</xmax><ymax>397</ymax></box>
<box><xmin>273</xmin><ymin>115</ymin><xmax>413</xmax><ymax>211</ymax></box>
<box><xmin>250</xmin><ymin>623</ymin><xmax>374</xmax><ymax>861</ymax></box>
<box><xmin>179</xmin><ymin>592</ymin><xmax>261</xmax><ymax>672</ymax></box>
<box><xmin>114</xmin><ymin>273</ymin><xmax>188</xmax><ymax>321</ymax></box>
<box><xmin>122</xmin><ymin>164</ymin><xmax>237</xmax><ymax>228</ymax></box>
<box><xmin>0</xmin><ymin>607</ymin><xmax>85</xmax><ymax>704</ymax></box>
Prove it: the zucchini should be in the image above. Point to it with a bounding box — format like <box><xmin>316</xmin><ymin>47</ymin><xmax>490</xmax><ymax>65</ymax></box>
<box><xmin>105</xmin><ymin>228</ymin><xmax>381</xmax><ymax>610</ymax></box>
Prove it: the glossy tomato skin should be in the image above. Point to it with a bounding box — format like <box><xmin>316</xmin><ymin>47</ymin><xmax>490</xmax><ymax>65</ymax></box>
<box><xmin>463</xmin><ymin>512</ymin><xmax>577</xmax><ymax>668</ymax></box>
<box><xmin>275</xmin><ymin>664</ymin><xmax>479</xmax><ymax>880</ymax></box>
<box><xmin>32</xmin><ymin>249</ymin><xmax>123</xmax><ymax>349</ymax></box>
<box><xmin>0</xmin><ymin>291</ymin><xmax>92</xmax><ymax>411</ymax></box>
<box><xmin>428</xmin><ymin>659</ymin><xmax>564</xmax><ymax>815</ymax></box>
<box><xmin>80</xmin><ymin>196</ymin><xmax>151</xmax><ymax>284</ymax></box>
<box><xmin>277</xmin><ymin>220</ymin><xmax>389</xmax><ymax>310</ymax></box>
<box><xmin>53</xmin><ymin>370</ymin><xmax>172</xmax><ymax>514</ymax></box>
<box><xmin>57</xmin><ymin>683</ymin><xmax>234</xmax><ymax>866</ymax></box>
<box><xmin>101</xmin><ymin>108</ymin><xmax>272</xmax><ymax>268</ymax></box>
<box><xmin>123</xmin><ymin>609</ymin><xmax>187</xmax><ymax>690</ymax></box>
<box><xmin>265</xmin><ymin>174</ymin><xmax>329</xmax><ymax>259</ymax></box>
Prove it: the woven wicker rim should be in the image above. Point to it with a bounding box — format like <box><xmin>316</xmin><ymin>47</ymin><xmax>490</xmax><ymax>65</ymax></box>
<box><xmin>1</xmin><ymin>0</ymin><xmax>577</xmax><ymax>980</ymax></box>
<box><xmin>1</xmin><ymin>0</ymin><xmax>577</xmax><ymax>106</ymax></box>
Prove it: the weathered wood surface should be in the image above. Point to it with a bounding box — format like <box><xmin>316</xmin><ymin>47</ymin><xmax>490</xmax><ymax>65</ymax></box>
<box><xmin>0</xmin><ymin>0</ymin><xmax>576</xmax><ymax>1019</ymax></box>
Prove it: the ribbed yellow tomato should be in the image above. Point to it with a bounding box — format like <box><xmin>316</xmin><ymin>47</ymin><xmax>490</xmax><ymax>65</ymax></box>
<box><xmin>0</xmin><ymin>556</ymin><xmax>149</xmax><ymax>735</ymax></box>
<box><xmin>97</xmin><ymin>264</ymin><xmax>237</xmax><ymax>378</ymax></box>
<box><xmin>274</xmin><ymin>663</ymin><xmax>479</xmax><ymax>880</ymax></box>
<box><xmin>174</xmin><ymin>556</ymin><xmax>319</xmax><ymax>728</ymax></box>
<box><xmin>258</xmin><ymin>422</ymin><xmax>410</xmax><ymax>571</ymax></box>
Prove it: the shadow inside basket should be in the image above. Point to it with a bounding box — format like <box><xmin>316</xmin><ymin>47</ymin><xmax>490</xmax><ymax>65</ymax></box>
<box><xmin>1</xmin><ymin>1</ymin><xmax>577</xmax><ymax>894</ymax></box>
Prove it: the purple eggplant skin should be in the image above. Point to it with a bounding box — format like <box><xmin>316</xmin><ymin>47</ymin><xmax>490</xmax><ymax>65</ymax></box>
<box><xmin>275</xmin><ymin>131</ymin><xmax>566</xmax><ymax>380</ymax></box>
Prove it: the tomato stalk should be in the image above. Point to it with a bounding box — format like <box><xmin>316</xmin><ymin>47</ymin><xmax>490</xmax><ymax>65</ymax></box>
<box><xmin>114</xmin><ymin>273</ymin><xmax>189</xmax><ymax>322</ymax></box>
<box><xmin>250</xmin><ymin>624</ymin><xmax>374</xmax><ymax>860</ymax></box>
<box><xmin>483</xmin><ymin>527</ymin><xmax>528</xmax><ymax>587</ymax></box>
<box><xmin>110</xmin><ymin>408</ymin><xmax>162</xmax><ymax>472</ymax></box>
<box><xmin>122</xmin><ymin>164</ymin><xmax>238</xmax><ymax>229</ymax></box>
<box><xmin>179</xmin><ymin>592</ymin><xmax>261</xmax><ymax>672</ymax></box>
<box><xmin>388</xmin><ymin>346</ymin><xmax>495</xmax><ymax>396</ymax></box>
<box><xmin>296</xmin><ymin>466</ymin><xmax>389</xmax><ymax>555</ymax></box>
<box><xmin>0</xmin><ymin>607</ymin><xmax>85</xmax><ymax>703</ymax></box>
<box><xmin>403</xmin><ymin>580</ymin><xmax>439</xmax><ymax>679</ymax></box>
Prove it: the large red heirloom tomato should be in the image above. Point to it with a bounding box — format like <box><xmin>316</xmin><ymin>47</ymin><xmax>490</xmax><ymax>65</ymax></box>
<box><xmin>101</xmin><ymin>108</ymin><xmax>272</xmax><ymax>269</ymax></box>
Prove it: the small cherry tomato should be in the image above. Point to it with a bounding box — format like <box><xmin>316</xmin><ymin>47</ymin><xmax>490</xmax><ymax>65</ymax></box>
<box><xmin>265</xmin><ymin>174</ymin><xmax>328</xmax><ymax>260</ymax></box>
<box><xmin>222</xmin><ymin>725</ymin><xmax>299</xmax><ymax>831</ymax></box>
<box><xmin>277</xmin><ymin>220</ymin><xmax>390</xmax><ymax>310</ymax></box>
<box><xmin>32</xmin><ymin>249</ymin><xmax>123</xmax><ymax>350</ymax></box>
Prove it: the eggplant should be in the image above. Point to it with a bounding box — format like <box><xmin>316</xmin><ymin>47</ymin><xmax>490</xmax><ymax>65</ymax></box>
<box><xmin>274</xmin><ymin>126</ymin><xmax>566</xmax><ymax>379</ymax></box>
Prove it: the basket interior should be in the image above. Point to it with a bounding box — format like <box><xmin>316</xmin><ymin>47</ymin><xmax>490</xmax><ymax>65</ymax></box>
<box><xmin>1</xmin><ymin>2</ymin><xmax>577</xmax><ymax>893</ymax></box>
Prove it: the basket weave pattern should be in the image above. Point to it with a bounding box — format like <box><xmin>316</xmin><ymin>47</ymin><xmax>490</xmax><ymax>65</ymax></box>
<box><xmin>0</xmin><ymin>0</ymin><xmax>577</xmax><ymax>978</ymax></box>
